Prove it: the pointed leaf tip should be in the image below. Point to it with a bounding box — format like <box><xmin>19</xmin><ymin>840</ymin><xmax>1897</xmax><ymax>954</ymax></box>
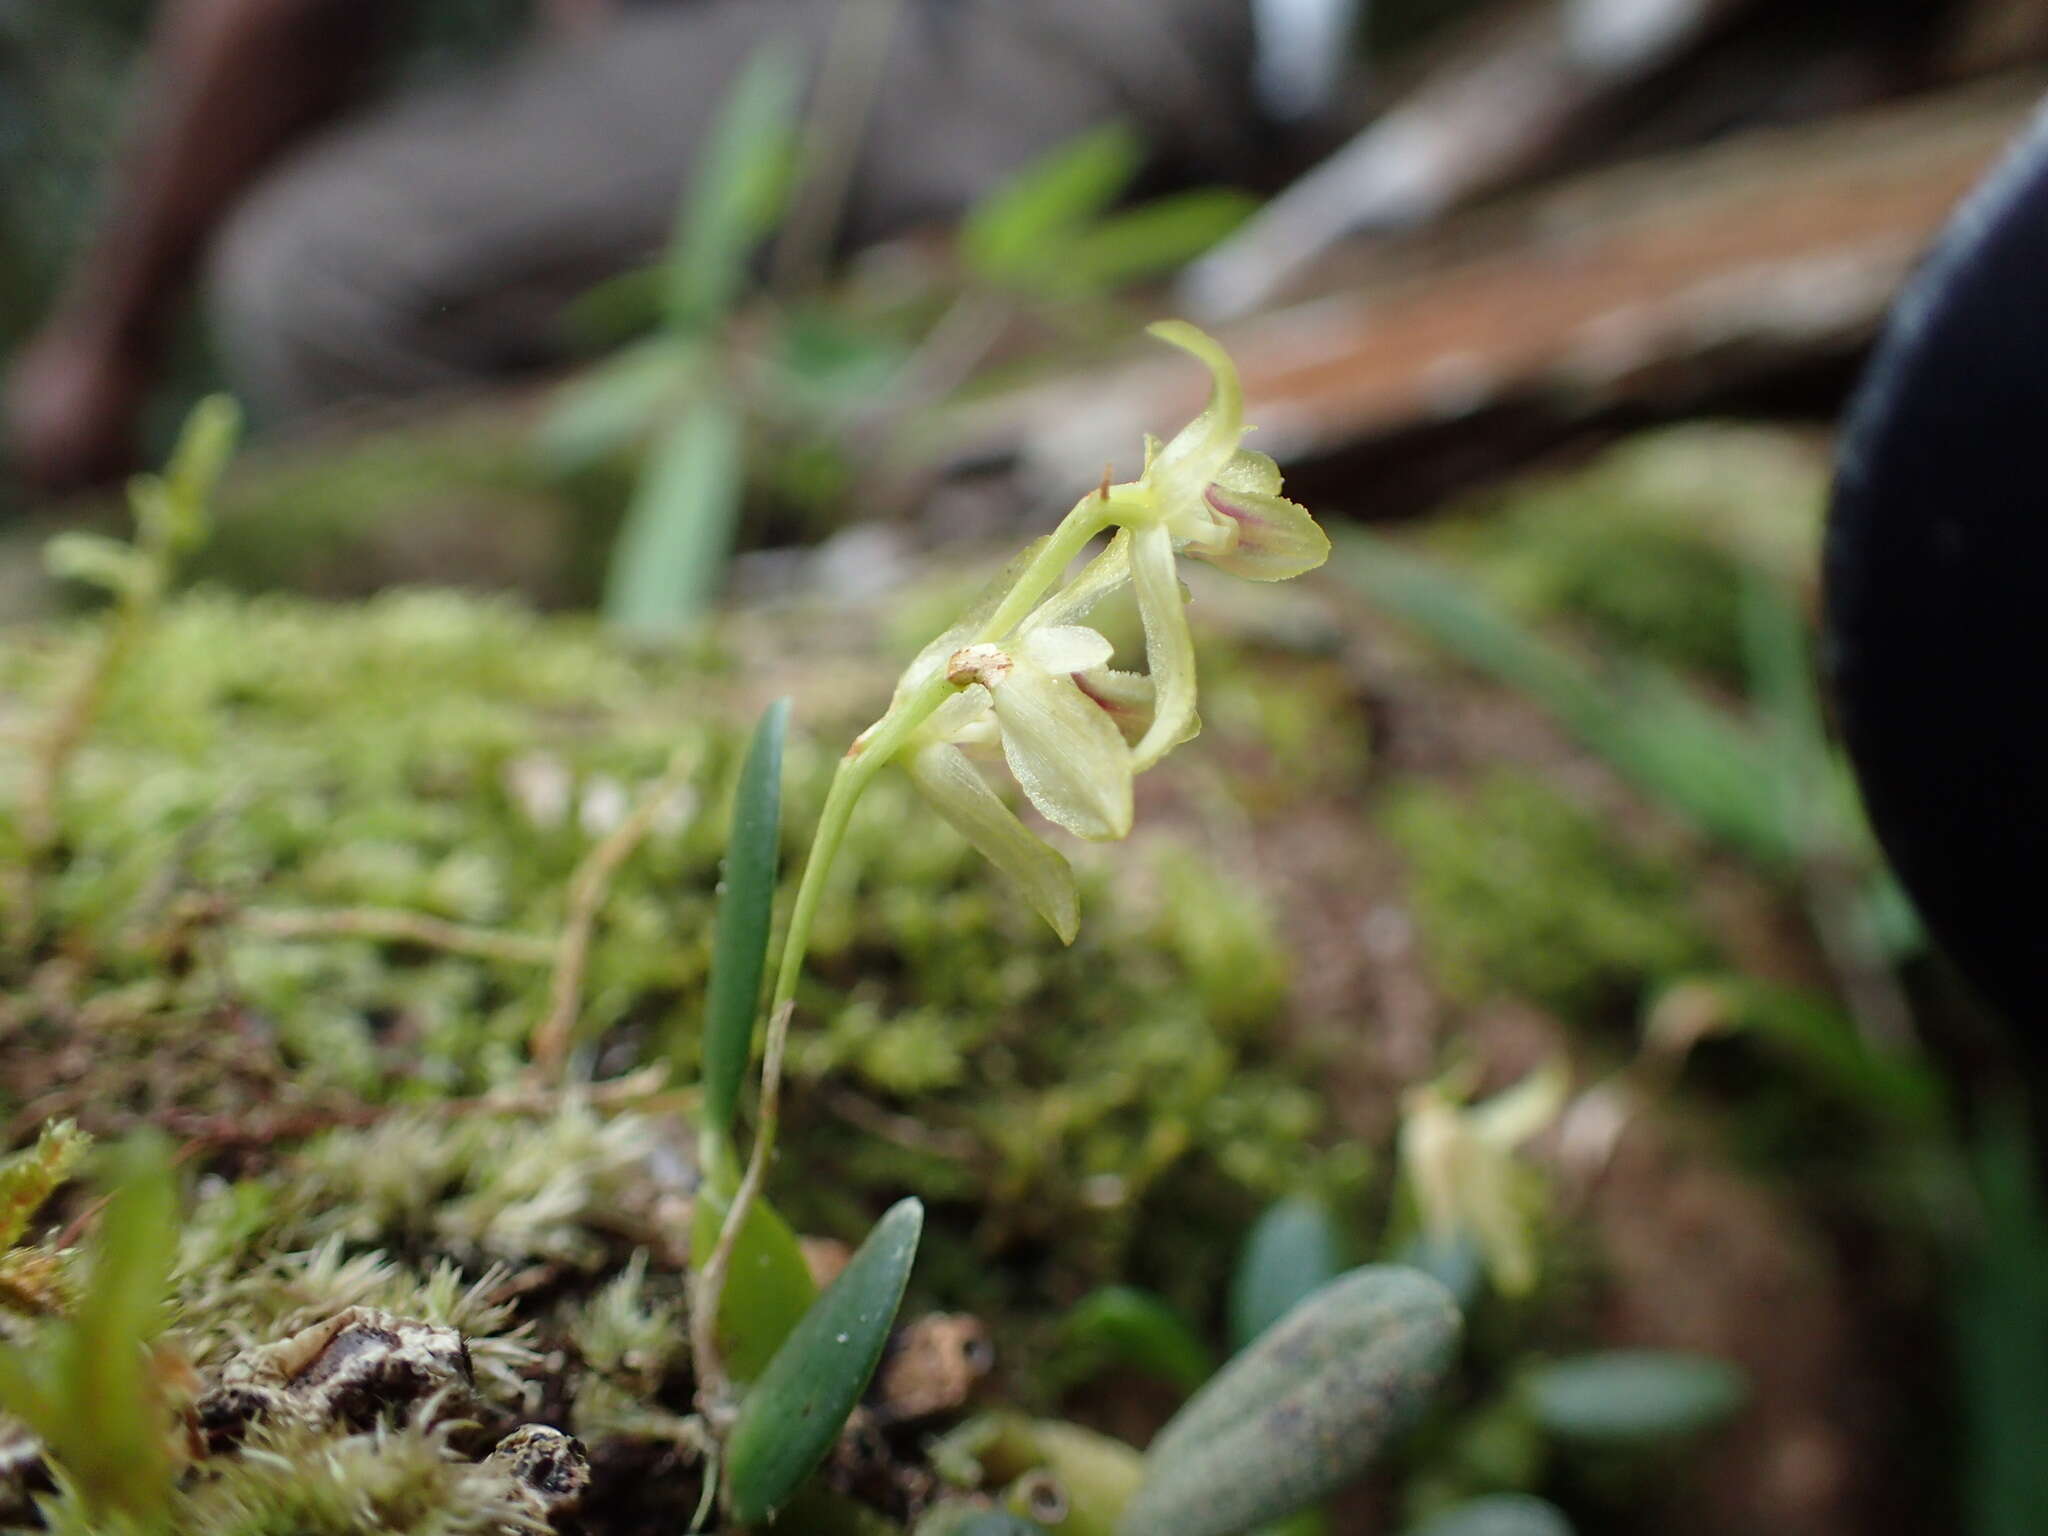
<box><xmin>698</xmin><ymin>696</ymin><xmax>790</xmax><ymax>1140</ymax></box>
<box><xmin>725</xmin><ymin>1198</ymin><xmax>925</xmax><ymax>1524</ymax></box>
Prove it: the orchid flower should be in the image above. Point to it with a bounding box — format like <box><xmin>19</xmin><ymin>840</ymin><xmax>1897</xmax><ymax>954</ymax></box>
<box><xmin>1111</xmin><ymin>322</ymin><xmax>1331</xmax><ymax>770</ymax></box>
<box><xmin>903</xmin><ymin>624</ymin><xmax>1134</xmax><ymax>942</ymax></box>
<box><xmin>811</xmin><ymin>324</ymin><xmax>1330</xmax><ymax>946</ymax></box>
<box><xmin>1398</xmin><ymin>1059</ymin><xmax>1569</xmax><ymax>1298</ymax></box>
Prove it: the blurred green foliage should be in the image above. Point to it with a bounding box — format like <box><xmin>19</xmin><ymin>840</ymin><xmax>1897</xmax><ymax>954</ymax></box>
<box><xmin>1384</xmin><ymin>772</ymin><xmax>1709</xmax><ymax>1018</ymax></box>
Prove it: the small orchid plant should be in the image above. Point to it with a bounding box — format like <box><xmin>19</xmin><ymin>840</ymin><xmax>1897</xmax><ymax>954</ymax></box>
<box><xmin>780</xmin><ymin>320</ymin><xmax>1329</xmax><ymax>967</ymax></box>
<box><xmin>691</xmin><ymin>323</ymin><xmax>1332</xmax><ymax>1463</ymax></box>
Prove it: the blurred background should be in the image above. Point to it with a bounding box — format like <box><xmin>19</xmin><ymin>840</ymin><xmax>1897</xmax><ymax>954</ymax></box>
<box><xmin>5</xmin><ymin>3</ymin><xmax>2048</xmax><ymax>1535</ymax></box>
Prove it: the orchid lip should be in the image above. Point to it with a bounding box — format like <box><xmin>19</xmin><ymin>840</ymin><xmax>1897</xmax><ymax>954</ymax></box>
<box><xmin>1203</xmin><ymin>483</ymin><xmax>1265</xmax><ymax>534</ymax></box>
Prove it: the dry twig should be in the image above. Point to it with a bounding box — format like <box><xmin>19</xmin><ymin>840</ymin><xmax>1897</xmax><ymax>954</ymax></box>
<box><xmin>531</xmin><ymin>748</ymin><xmax>698</xmax><ymax>1075</ymax></box>
<box><xmin>690</xmin><ymin>998</ymin><xmax>793</xmax><ymax>1421</ymax></box>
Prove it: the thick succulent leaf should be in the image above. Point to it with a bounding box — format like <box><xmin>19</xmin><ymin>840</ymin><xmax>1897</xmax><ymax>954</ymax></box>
<box><xmin>1120</xmin><ymin>1267</ymin><xmax>1461</xmax><ymax>1536</ymax></box>
<box><xmin>697</xmin><ymin>698</ymin><xmax>789</xmax><ymax>1140</ymax></box>
<box><xmin>1127</xmin><ymin>525</ymin><xmax>1199</xmax><ymax>773</ymax></box>
<box><xmin>1192</xmin><ymin>484</ymin><xmax>1330</xmax><ymax>582</ymax></box>
<box><xmin>960</xmin><ymin>123</ymin><xmax>1143</xmax><ymax>291</ymax></box>
<box><xmin>536</xmin><ymin>335</ymin><xmax>691</xmax><ymax>472</ymax></box>
<box><xmin>907</xmin><ymin>742</ymin><xmax>1080</xmax><ymax>942</ymax></box>
<box><xmin>1406</xmin><ymin>1495</ymin><xmax>1576</xmax><ymax>1536</ymax></box>
<box><xmin>690</xmin><ymin>1146</ymin><xmax>818</xmax><ymax>1385</ymax></box>
<box><xmin>1522</xmin><ymin>1351</ymin><xmax>1746</xmax><ymax>1445</ymax></box>
<box><xmin>1230</xmin><ymin>1196</ymin><xmax>1347</xmax><ymax>1353</ymax></box>
<box><xmin>725</xmin><ymin>1198</ymin><xmax>925</xmax><ymax>1524</ymax></box>
<box><xmin>990</xmin><ymin>664</ymin><xmax>1133</xmax><ymax>842</ymax></box>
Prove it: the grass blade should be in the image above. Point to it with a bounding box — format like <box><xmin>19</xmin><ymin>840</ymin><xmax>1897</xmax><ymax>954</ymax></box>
<box><xmin>602</xmin><ymin>397</ymin><xmax>745</xmax><ymax>634</ymax></box>
<box><xmin>959</xmin><ymin>123</ymin><xmax>1142</xmax><ymax>290</ymax></box>
<box><xmin>665</xmin><ymin>38</ymin><xmax>804</xmax><ymax>334</ymax></box>
<box><xmin>1333</xmin><ymin>529</ymin><xmax>1789</xmax><ymax>865</ymax></box>
<box><xmin>698</xmin><ymin>698</ymin><xmax>790</xmax><ymax>1139</ymax></box>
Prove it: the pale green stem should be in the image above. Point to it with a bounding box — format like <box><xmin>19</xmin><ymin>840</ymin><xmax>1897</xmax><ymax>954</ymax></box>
<box><xmin>696</xmin><ymin>490</ymin><xmax>1119</xmax><ymax>1408</ymax></box>
<box><xmin>764</xmin><ymin>490</ymin><xmax>1117</xmax><ymax>1020</ymax></box>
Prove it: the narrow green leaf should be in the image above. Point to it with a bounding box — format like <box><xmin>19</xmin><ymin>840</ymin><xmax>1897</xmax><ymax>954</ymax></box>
<box><xmin>1053</xmin><ymin>189</ymin><xmax>1257</xmax><ymax>297</ymax></box>
<box><xmin>603</xmin><ymin>398</ymin><xmax>745</xmax><ymax>634</ymax></box>
<box><xmin>665</xmin><ymin>37</ymin><xmax>804</xmax><ymax>333</ymax></box>
<box><xmin>160</xmin><ymin>394</ymin><xmax>242</xmax><ymax>552</ymax></box>
<box><xmin>1121</xmin><ymin>1267</ymin><xmax>1460</xmax><ymax>1536</ymax></box>
<box><xmin>726</xmin><ymin>1197</ymin><xmax>925</xmax><ymax>1524</ymax></box>
<box><xmin>1406</xmin><ymin>1495</ymin><xmax>1575</xmax><ymax>1536</ymax></box>
<box><xmin>1332</xmin><ymin>530</ymin><xmax>1791</xmax><ymax>865</ymax></box>
<box><xmin>960</xmin><ymin>123</ymin><xmax>1143</xmax><ymax>288</ymax></box>
<box><xmin>1522</xmin><ymin>1350</ymin><xmax>1746</xmax><ymax>1445</ymax></box>
<box><xmin>536</xmin><ymin>336</ymin><xmax>692</xmax><ymax>474</ymax></box>
<box><xmin>7</xmin><ymin>1136</ymin><xmax>182</xmax><ymax>1522</ymax></box>
<box><xmin>690</xmin><ymin>1151</ymin><xmax>818</xmax><ymax>1385</ymax></box>
<box><xmin>1954</xmin><ymin>1107</ymin><xmax>2048</xmax><ymax>1536</ymax></box>
<box><xmin>1062</xmin><ymin>1286</ymin><xmax>1214</xmax><ymax>1393</ymax></box>
<box><xmin>43</xmin><ymin>532</ymin><xmax>148</xmax><ymax>599</ymax></box>
<box><xmin>1230</xmin><ymin>1196</ymin><xmax>1346</xmax><ymax>1354</ymax></box>
<box><xmin>698</xmin><ymin>698</ymin><xmax>790</xmax><ymax>1138</ymax></box>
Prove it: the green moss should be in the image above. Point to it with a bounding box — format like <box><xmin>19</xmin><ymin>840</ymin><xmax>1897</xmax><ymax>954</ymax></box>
<box><xmin>0</xmin><ymin>577</ymin><xmax>1322</xmax><ymax>1294</ymax></box>
<box><xmin>179</xmin><ymin>410</ymin><xmax>620</xmax><ymax>608</ymax></box>
<box><xmin>1423</xmin><ymin>425</ymin><xmax>1827</xmax><ymax>679</ymax></box>
<box><xmin>1384</xmin><ymin>772</ymin><xmax>1711</xmax><ymax>1017</ymax></box>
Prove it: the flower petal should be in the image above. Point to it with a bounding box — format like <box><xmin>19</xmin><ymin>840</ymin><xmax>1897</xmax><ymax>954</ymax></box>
<box><xmin>1189</xmin><ymin>483</ymin><xmax>1330</xmax><ymax>582</ymax></box>
<box><xmin>1143</xmin><ymin>322</ymin><xmax>1246</xmax><ymax>515</ymax></box>
<box><xmin>906</xmin><ymin>742</ymin><xmax>1080</xmax><ymax>943</ymax></box>
<box><xmin>1020</xmin><ymin>625</ymin><xmax>1114</xmax><ymax>677</ymax></box>
<box><xmin>894</xmin><ymin>534</ymin><xmax>1053</xmax><ymax>699</ymax></box>
<box><xmin>1214</xmin><ymin>447</ymin><xmax>1284</xmax><ymax>496</ymax></box>
<box><xmin>1128</xmin><ymin>523</ymin><xmax>1199</xmax><ymax>773</ymax></box>
<box><xmin>1072</xmin><ymin>666</ymin><xmax>1157</xmax><ymax>747</ymax></box>
<box><xmin>1467</xmin><ymin>1058</ymin><xmax>1569</xmax><ymax>1149</ymax></box>
<box><xmin>1024</xmin><ymin>530</ymin><xmax>1134</xmax><ymax>631</ymax></box>
<box><xmin>989</xmin><ymin>664</ymin><xmax>1133</xmax><ymax>841</ymax></box>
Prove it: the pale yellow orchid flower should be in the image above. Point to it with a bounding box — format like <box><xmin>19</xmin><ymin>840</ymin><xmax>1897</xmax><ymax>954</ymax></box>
<box><xmin>1399</xmin><ymin>1059</ymin><xmax>1570</xmax><ymax>1298</ymax></box>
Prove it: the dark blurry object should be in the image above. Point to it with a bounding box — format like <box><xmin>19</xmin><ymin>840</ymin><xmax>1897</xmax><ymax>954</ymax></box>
<box><xmin>1823</xmin><ymin>97</ymin><xmax>2048</xmax><ymax>1027</ymax></box>
<box><xmin>2</xmin><ymin>0</ymin><xmax>1267</xmax><ymax>497</ymax></box>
